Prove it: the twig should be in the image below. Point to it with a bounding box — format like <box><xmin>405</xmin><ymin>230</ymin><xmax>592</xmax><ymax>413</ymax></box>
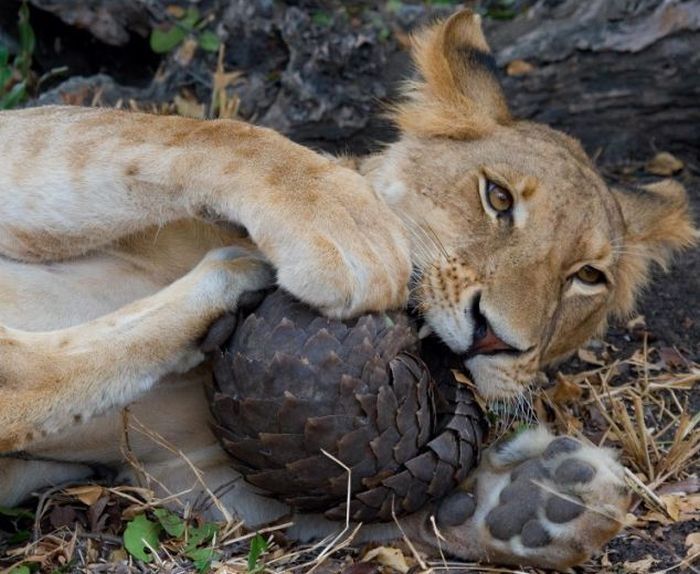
<box><xmin>391</xmin><ymin>499</ymin><xmax>428</xmax><ymax>571</ymax></box>
<box><xmin>311</xmin><ymin>449</ymin><xmax>356</xmax><ymax>567</ymax></box>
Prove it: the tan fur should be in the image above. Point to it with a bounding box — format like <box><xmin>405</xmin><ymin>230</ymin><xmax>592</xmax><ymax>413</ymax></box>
<box><xmin>367</xmin><ymin>12</ymin><xmax>696</xmax><ymax>398</ymax></box>
<box><xmin>0</xmin><ymin>105</ymin><xmax>411</xmax><ymax>452</ymax></box>
<box><xmin>0</xmin><ymin>9</ymin><xmax>695</xmax><ymax>570</ymax></box>
<box><xmin>393</xmin><ymin>11</ymin><xmax>511</xmax><ymax>138</ymax></box>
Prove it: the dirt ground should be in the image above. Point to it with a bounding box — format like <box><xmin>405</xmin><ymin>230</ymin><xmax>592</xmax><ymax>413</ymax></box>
<box><xmin>0</xmin><ymin>1</ymin><xmax>698</xmax><ymax>573</ymax></box>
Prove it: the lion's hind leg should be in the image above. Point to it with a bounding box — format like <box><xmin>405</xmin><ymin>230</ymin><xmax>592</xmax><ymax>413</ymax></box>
<box><xmin>411</xmin><ymin>427</ymin><xmax>630</xmax><ymax>570</ymax></box>
<box><xmin>0</xmin><ymin>246</ymin><xmax>273</xmax><ymax>454</ymax></box>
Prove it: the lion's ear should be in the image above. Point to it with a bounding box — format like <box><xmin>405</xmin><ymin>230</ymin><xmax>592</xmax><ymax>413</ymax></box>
<box><xmin>393</xmin><ymin>9</ymin><xmax>511</xmax><ymax>139</ymax></box>
<box><xmin>612</xmin><ymin>179</ymin><xmax>697</xmax><ymax>315</ymax></box>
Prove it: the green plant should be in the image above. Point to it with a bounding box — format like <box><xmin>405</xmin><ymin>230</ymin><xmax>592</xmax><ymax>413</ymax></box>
<box><xmin>247</xmin><ymin>533</ymin><xmax>269</xmax><ymax>574</ymax></box>
<box><xmin>0</xmin><ymin>505</ymin><xmax>34</xmax><ymax>545</ymax></box>
<box><xmin>123</xmin><ymin>511</ymin><xmax>220</xmax><ymax>572</ymax></box>
<box><xmin>0</xmin><ymin>1</ymin><xmax>35</xmax><ymax>110</ymax></box>
<box><xmin>386</xmin><ymin>0</ymin><xmax>403</xmax><ymax>13</ymax></box>
<box><xmin>123</xmin><ymin>514</ymin><xmax>162</xmax><ymax>563</ymax></box>
<box><xmin>311</xmin><ymin>10</ymin><xmax>333</xmax><ymax>27</ymax></box>
<box><xmin>481</xmin><ymin>0</ymin><xmax>522</xmax><ymax>20</ymax></box>
<box><xmin>150</xmin><ymin>7</ymin><xmax>220</xmax><ymax>54</ymax></box>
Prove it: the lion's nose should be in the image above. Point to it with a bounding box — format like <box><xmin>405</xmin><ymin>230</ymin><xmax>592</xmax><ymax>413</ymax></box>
<box><xmin>464</xmin><ymin>293</ymin><xmax>518</xmax><ymax>359</ymax></box>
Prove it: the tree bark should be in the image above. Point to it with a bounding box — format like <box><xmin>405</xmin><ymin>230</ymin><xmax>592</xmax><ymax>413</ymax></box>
<box><xmin>488</xmin><ymin>0</ymin><xmax>700</xmax><ymax>164</ymax></box>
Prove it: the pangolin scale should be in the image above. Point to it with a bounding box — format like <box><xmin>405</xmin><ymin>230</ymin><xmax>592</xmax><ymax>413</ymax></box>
<box><xmin>207</xmin><ymin>290</ymin><xmax>487</xmax><ymax>522</ymax></box>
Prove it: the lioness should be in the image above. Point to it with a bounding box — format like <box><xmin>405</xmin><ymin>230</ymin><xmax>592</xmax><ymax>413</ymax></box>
<box><xmin>0</xmin><ymin>10</ymin><xmax>694</xmax><ymax>570</ymax></box>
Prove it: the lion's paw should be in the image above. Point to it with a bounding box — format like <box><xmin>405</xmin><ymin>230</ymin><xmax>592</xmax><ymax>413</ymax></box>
<box><xmin>422</xmin><ymin>428</ymin><xmax>630</xmax><ymax>571</ymax></box>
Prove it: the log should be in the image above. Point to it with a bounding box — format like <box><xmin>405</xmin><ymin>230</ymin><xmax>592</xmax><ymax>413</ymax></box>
<box><xmin>20</xmin><ymin>0</ymin><xmax>700</xmax><ymax>163</ymax></box>
<box><xmin>487</xmin><ymin>0</ymin><xmax>700</xmax><ymax>164</ymax></box>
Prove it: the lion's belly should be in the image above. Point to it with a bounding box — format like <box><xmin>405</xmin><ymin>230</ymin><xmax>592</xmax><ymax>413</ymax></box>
<box><xmin>0</xmin><ymin>252</ymin><xmax>213</xmax><ymax>491</ymax></box>
<box><xmin>0</xmin><ymin>253</ymin><xmax>163</xmax><ymax>331</ymax></box>
<box><xmin>28</xmin><ymin>367</ymin><xmax>215</xmax><ymax>462</ymax></box>
<box><xmin>0</xmin><ymin>225</ymin><xmax>272</xmax><ymax>520</ymax></box>
<box><xmin>0</xmin><ymin>251</ymin><xmax>214</xmax><ymax>458</ymax></box>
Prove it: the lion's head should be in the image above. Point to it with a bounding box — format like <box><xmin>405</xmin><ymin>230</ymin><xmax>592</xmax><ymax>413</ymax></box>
<box><xmin>363</xmin><ymin>10</ymin><xmax>696</xmax><ymax>400</ymax></box>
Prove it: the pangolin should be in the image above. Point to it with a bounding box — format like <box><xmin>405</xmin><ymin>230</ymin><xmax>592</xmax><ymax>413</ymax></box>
<box><xmin>207</xmin><ymin>290</ymin><xmax>487</xmax><ymax>522</ymax></box>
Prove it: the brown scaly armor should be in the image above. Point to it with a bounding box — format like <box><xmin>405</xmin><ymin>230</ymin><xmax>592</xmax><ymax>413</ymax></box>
<box><xmin>207</xmin><ymin>290</ymin><xmax>487</xmax><ymax>522</ymax></box>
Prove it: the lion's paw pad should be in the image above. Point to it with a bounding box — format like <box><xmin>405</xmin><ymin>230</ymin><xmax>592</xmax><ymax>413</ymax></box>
<box><xmin>484</xmin><ymin>449</ymin><xmax>594</xmax><ymax>544</ymax></box>
<box><xmin>480</xmin><ymin>431</ymin><xmax>629</xmax><ymax>568</ymax></box>
<box><xmin>432</xmin><ymin>429</ymin><xmax>630</xmax><ymax>570</ymax></box>
<box><xmin>436</xmin><ymin>491</ymin><xmax>477</xmax><ymax>527</ymax></box>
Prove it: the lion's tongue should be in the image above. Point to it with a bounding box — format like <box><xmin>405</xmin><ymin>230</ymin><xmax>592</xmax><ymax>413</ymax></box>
<box><xmin>467</xmin><ymin>326</ymin><xmax>515</xmax><ymax>358</ymax></box>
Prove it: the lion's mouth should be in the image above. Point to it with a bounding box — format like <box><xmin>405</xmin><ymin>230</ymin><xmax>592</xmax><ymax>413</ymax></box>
<box><xmin>413</xmin><ymin>313</ymin><xmax>541</xmax><ymax>426</ymax></box>
<box><xmin>408</xmin><ymin>305</ymin><xmax>463</xmax><ymax>372</ymax></box>
<box><xmin>410</xmin><ymin>293</ymin><xmax>532</xmax><ymax>364</ymax></box>
<box><xmin>462</xmin><ymin>293</ymin><xmax>522</xmax><ymax>359</ymax></box>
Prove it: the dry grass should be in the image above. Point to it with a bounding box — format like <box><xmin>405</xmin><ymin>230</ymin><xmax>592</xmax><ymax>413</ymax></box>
<box><xmin>83</xmin><ymin>42</ymin><xmax>242</xmax><ymax>122</ymax></box>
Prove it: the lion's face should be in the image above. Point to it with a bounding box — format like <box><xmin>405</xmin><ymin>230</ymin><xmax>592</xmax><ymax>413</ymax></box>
<box><xmin>365</xmin><ymin>10</ymin><xmax>695</xmax><ymax>400</ymax></box>
<box><xmin>372</xmin><ymin>125</ymin><xmax>626</xmax><ymax>399</ymax></box>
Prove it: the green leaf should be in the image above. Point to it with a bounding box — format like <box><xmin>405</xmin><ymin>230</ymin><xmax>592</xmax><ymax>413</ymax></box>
<box><xmin>386</xmin><ymin>0</ymin><xmax>403</xmax><ymax>13</ymax></box>
<box><xmin>8</xmin><ymin>529</ymin><xmax>31</xmax><ymax>544</ymax></box>
<box><xmin>0</xmin><ymin>67</ymin><xmax>11</xmax><ymax>89</ymax></box>
<box><xmin>149</xmin><ymin>5</ymin><xmax>204</xmax><ymax>53</ymax></box>
<box><xmin>247</xmin><ymin>533</ymin><xmax>268</xmax><ymax>573</ymax></box>
<box><xmin>0</xmin><ymin>505</ymin><xmax>34</xmax><ymax>519</ymax></box>
<box><xmin>18</xmin><ymin>2</ymin><xmax>35</xmax><ymax>53</ymax></box>
<box><xmin>198</xmin><ymin>30</ymin><xmax>220</xmax><ymax>53</ymax></box>
<box><xmin>187</xmin><ymin>547</ymin><xmax>218</xmax><ymax>573</ymax></box>
<box><xmin>13</xmin><ymin>53</ymin><xmax>30</xmax><ymax>76</ymax></box>
<box><xmin>184</xmin><ymin>522</ymin><xmax>218</xmax><ymax>552</ymax></box>
<box><xmin>153</xmin><ymin>508</ymin><xmax>186</xmax><ymax>538</ymax></box>
<box><xmin>17</xmin><ymin>1</ymin><xmax>34</xmax><ymax>77</ymax></box>
<box><xmin>0</xmin><ymin>81</ymin><xmax>27</xmax><ymax>109</ymax></box>
<box><xmin>180</xmin><ymin>7</ymin><xmax>200</xmax><ymax>31</ymax></box>
<box><xmin>484</xmin><ymin>0</ymin><xmax>519</xmax><ymax>20</ymax></box>
<box><xmin>123</xmin><ymin>514</ymin><xmax>162</xmax><ymax>563</ymax></box>
<box><xmin>48</xmin><ymin>563</ymin><xmax>75</xmax><ymax>574</ymax></box>
<box><xmin>311</xmin><ymin>11</ymin><xmax>333</xmax><ymax>27</ymax></box>
<box><xmin>0</xmin><ymin>44</ymin><xmax>9</xmax><ymax>68</ymax></box>
<box><xmin>486</xmin><ymin>8</ymin><xmax>517</xmax><ymax>20</ymax></box>
<box><xmin>149</xmin><ymin>25</ymin><xmax>187</xmax><ymax>53</ymax></box>
<box><xmin>9</xmin><ymin>565</ymin><xmax>31</xmax><ymax>574</ymax></box>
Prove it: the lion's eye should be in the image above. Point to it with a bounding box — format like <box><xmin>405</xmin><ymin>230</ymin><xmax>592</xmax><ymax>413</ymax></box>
<box><xmin>574</xmin><ymin>265</ymin><xmax>606</xmax><ymax>285</ymax></box>
<box><xmin>486</xmin><ymin>181</ymin><xmax>514</xmax><ymax>213</ymax></box>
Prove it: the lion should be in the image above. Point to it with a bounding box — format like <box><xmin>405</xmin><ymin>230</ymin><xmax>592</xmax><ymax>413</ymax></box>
<box><xmin>0</xmin><ymin>10</ymin><xmax>694</xmax><ymax>571</ymax></box>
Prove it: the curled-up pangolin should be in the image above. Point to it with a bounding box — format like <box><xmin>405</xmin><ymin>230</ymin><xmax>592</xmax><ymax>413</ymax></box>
<box><xmin>207</xmin><ymin>289</ymin><xmax>487</xmax><ymax>522</ymax></box>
